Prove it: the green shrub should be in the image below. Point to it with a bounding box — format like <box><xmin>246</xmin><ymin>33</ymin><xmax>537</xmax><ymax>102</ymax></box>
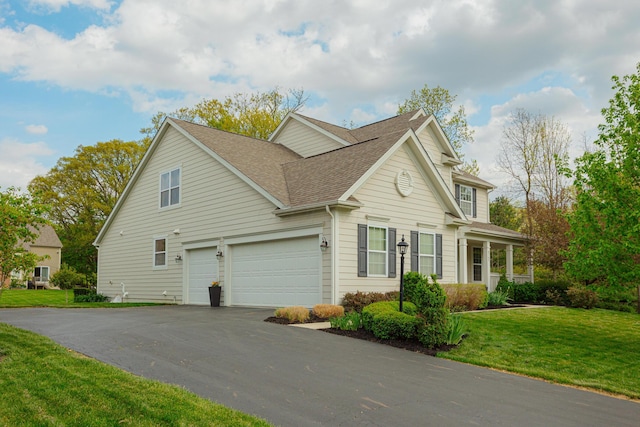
<box><xmin>341</xmin><ymin>291</ymin><xmax>395</xmax><ymax>313</ymax></box>
<box><xmin>446</xmin><ymin>314</ymin><xmax>468</xmax><ymax>345</ymax></box>
<box><xmin>497</xmin><ymin>278</ymin><xmax>573</xmax><ymax>304</ymax></box>
<box><xmin>50</xmin><ymin>264</ymin><xmax>86</xmax><ymax>290</ymax></box>
<box><xmin>362</xmin><ymin>301</ymin><xmax>420</xmax><ymax>340</ymax></box>
<box><xmin>487</xmin><ymin>289</ymin><xmax>511</xmax><ymax>306</ymax></box>
<box><xmin>591</xmin><ymin>284</ymin><xmax>638</xmax><ymax>312</ymax></box>
<box><xmin>442</xmin><ymin>284</ymin><xmax>488</xmax><ymax>311</ymax></box>
<box><xmin>567</xmin><ymin>286</ymin><xmax>599</xmax><ymax>309</ymax></box>
<box><xmin>330</xmin><ymin>311</ymin><xmax>362</xmax><ymax>331</ymax></box>
<box><xmin>74</xmin><ymin>292</ymin><xmax>109</xmax><ymax>303</ymax></box>
<box><xmin>403</xmin><ymin>272</ymin><xmax>449</xmax><ymax>348</ymax></box>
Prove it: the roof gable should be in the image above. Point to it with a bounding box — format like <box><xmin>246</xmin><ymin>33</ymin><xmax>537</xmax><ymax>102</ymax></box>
<box><xmin>24</xmin><ymin>225</ymin><xmax>62</xmax><ymax>249</ymax></box>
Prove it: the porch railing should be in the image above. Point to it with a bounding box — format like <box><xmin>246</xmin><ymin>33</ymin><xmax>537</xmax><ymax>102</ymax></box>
<box><xmin>489</xmin><ymin>273</ymin><xmax>533</xmax><ymax>292</ymax></box>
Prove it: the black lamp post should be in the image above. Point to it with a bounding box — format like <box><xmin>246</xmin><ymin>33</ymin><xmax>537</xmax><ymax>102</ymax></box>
<box><xmin>397</xmin><ymin>235</ymin><xmax>409</xmax><ymax>312</ymax></box>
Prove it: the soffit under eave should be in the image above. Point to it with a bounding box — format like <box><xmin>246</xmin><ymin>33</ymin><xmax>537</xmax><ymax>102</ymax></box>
<box><xmin>462</xmin><ymin>229</ymin><xmax>528</xmax><ymax>246</ymax></box>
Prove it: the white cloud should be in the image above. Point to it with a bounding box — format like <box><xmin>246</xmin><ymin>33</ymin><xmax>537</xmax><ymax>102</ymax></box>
<box><xmin>0</xmin><ymin>0</ymin><xmax>633</xmax><ymax>120</ymax></box>
<box><xmin>0</xmin><ymin>138</ymin><xmax>54</xmax><ymax>190</ymax></box>
<box><xmin>25</xmin><ymin>124</ymin><xmax>48</xmax><ymax>134</ymax></box>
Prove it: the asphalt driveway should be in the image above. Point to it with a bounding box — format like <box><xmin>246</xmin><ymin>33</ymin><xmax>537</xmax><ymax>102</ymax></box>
<box><xmin>1</xmin><ymin>306</ymin><xmax>638</xmax><ymax>426</ymax></box>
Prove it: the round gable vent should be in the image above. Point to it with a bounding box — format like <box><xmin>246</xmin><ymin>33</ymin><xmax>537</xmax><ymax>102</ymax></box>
<box><xmin>395</xmin><ymin>169</ymin><xmax>414</xmax><ymax>197</ymax></box>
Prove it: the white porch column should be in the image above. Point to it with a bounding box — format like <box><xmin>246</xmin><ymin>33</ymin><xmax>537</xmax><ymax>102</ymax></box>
<box><xmin>459</xmin><ymin>238</ymin><xmax>468</xmax><ymax>283</ymax></box>
<box><xmin>506</xmin><ymin>244</ymin><xmax>514</xmax><ymax>281</ymax></box>
<box><xmin>483</xmin><ymin>240</ymin><xmax>491</xmax><ymax>291</ymax></box>
<box><xmin>528</xmin><ymin>249</ymin><xmax>534</xmax><ymax>283</ymax></box>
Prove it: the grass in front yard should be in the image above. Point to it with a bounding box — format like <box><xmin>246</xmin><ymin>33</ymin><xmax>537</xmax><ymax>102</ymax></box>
<box><xmin>0</xmin><ymin>289</ymin><xmax>160</xmax><ymax>308</ymax></box>
<box><xmin>439</xmin><ymin>307</ymin><xmax>640</xmax><ymax>399</ymax></box>
<box><xmin>0</xmin><ymin>323</ymin><xmax>271</xmax><ymax>426</ymax></box>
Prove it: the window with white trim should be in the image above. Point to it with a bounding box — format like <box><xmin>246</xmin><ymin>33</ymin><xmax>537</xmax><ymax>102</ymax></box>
<box><xmin>419</xmin><ymin>232</ymin><xmax>436</xmax><ymax>275</ymax></box>
<box><xmin>34</xmin><ymin>266</ymin><xmax>49</xmax><ymax>281</ymax></box>
<box><xmin>153</xmin><ymin>237</ymin><xmax>167</xmax><ymax>268</ymax></box>
<box><xmin>473</xmin><ymin>247</ymin><xmax>482</xmax><ymax>281</ymax></box>
<box><xmin>160</xmin><ymin>168</ymin><xmax>181</xmax><ymax>208</ymax></box>
<box><xmin>459</xmin><ymin>185</ymin><xmax>473</xmax><ymax>216</ymax></box>
<box><xmin>367</xmin><ymin>226</ymin><xmax>387</xmax><ymax>276</ymax></box>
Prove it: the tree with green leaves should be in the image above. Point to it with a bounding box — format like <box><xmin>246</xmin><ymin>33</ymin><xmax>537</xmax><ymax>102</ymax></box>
<box><xmin>0</xmin><ymin>187</ymin><xmax>49</xmax><ymax>289</ymax></box>
<box><xmin>489</xmin><ymin>196</ymin><xmax>523</xmax><ymax>231</ymax></box>
<box><xmin>141</xmin><ymin>87</ymin><xmax>307</xmax><ymax>141</ymax></box>
<box><xmin>565</xmin><ymin>63</ymin><xmax>640</xmax><ymax>287</ymax></box>
<box><xmin>398</xmin><ymin>84</ymin><xmax>477</xmax><ymax>174</ymax></box>
<box><xmin>28</xmin><ymin>140</ymin><xmax>147</xmax><ymax>276</ymax></box>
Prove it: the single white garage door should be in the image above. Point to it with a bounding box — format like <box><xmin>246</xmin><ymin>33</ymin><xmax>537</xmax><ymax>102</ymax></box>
<box><xmin>188</xmin><ymin>247</ymin><xmax>218</xmax><ymax>305</ymax></box>
<box><xmin>230</xmin><ymin>236</ymin><xmax>321</xmax><ymax>307</ymax></box>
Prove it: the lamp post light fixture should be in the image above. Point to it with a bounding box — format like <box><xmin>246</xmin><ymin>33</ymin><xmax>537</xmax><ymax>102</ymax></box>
<box><xmin>397</xmin><ymin>235</ymin><xmax>409</xmax><ymax>312</ymax></box>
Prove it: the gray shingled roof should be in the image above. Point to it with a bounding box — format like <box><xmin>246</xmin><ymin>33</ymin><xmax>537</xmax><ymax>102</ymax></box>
<box><xmin>295</xmin><ymin>115</ymin><xmax>359</xmax><ymax>144</ymax></box>
<box><xmin>283</xmin><ymin>129</ymin><xmax>407</xmax><ymax>206</ymax></box>
<box><xmin>23</xmin><ymin>225</ymin><xmax>62</xmax><ymax>249</ymax></box>
<box><xmin>172</xmin><ymin>119</ymin><xmax>301</xmax><ymax>205</ymax></box>
<box><xmin>170</xmin><ymin>111</ymin><xmax>441</xmax><ymax>209</ymax></box>
<box><xmin>469</xmin><ymin>221</ymin><xmax>525</xmax><ymax>238</ymax></box>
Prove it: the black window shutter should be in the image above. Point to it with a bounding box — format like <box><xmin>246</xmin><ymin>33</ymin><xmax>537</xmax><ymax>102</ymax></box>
<box><xmin>357</xmin><ymin>224</ymin><xmax>368</xmax><ymax>277</ymax></box>
<box><xmin>455</xmin><ymin>184</ymin><xmax>460</xmax><ymax>206</ymax></box>
<box><xmin>436</xmin><ymin>233</ymin><xmax>443</xmax><ymax>279</ymax></box>
<box><xmin>388</xmin><ymin>228</ymin><xmax>396</xmax><ymax>278</ymax></box>
<box><xmin>410</xmin><ymin>231</ymin><xmax>419</xmax><ymax>272</ymax></box>
<box><xmin>472</xmin><ymin>188</ymin><xmax>477</xmax><ymax>218</ymax></box>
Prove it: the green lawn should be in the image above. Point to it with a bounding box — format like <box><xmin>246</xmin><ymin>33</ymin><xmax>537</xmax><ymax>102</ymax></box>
<box><xmin>440</xmin><ymin>307</ymin><xmax>640</xmax><ymax>399</ymax></box>
<box><xmin>0</xmin><ymin>289</ymin><xmax>160</xmax><ymax>308</ymax></box>
<box><xmin>0</xmin><ymin>323</ymin><xmax>271</xmax><ymax>426</ymax></box>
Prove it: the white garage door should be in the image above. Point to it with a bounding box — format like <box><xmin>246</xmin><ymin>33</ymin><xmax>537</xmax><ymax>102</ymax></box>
<box><xmin>188</xmin><ymin>247</ymin><xmax>218</xmax><ymax>305</ymax></box>
<box><xmin>230</xmin><ymin>236</ymin><xmax>321</xmax><ymax>307</ymax></box>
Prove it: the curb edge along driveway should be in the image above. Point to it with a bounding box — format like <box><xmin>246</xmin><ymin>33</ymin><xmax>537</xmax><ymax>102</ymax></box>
<box><xmin>1</xmin><ymin>306</ymin><xmax>639</xmax><ymax>427</ymax></box>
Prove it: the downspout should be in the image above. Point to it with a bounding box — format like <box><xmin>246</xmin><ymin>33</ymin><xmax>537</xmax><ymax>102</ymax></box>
<box><xmin>325</xmin><ymin>205</ymin><xmax>336</xmax><ymax>304</ymax></box>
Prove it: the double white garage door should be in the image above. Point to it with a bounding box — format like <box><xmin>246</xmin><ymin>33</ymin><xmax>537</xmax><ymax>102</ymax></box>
<box><xmin>188</xmin><ymin>236</ymin><xmax>321</xmax><ymax>307</ymax></box>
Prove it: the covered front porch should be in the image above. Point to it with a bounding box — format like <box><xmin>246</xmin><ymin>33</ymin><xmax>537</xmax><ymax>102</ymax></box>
<box><xmin>457</xmin><ymin>223</ymin><xmax>532</xmax><ymax>292</ymax></box>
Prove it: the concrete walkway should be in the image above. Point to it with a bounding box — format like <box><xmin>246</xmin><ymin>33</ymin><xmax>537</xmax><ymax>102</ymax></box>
<box><xmin>1</xmin><ymin>306</ymin><xmax>638</xmax><ymax>426</ymax></box>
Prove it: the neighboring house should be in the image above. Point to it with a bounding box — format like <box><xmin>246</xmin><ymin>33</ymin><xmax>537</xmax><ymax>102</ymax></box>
<box><xmin>9</xmin><ymin>225</ymin><xmax>63</xmax><ymax>288</ymax></box>
<box><xmin>94</xmin><ymin>109</ymin><xmax>530</xmax><ymax>306</ymax></box>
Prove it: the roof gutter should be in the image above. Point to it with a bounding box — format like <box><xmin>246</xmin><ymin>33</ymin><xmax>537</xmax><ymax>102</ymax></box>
<box><xmin>274</xmin><ymin>200</ymin><xmax>362</xmax><ymax>217</ymax></box>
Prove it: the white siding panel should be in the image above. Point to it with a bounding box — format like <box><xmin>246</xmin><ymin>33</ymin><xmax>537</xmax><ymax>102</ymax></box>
<box><xmin>275</xmin><ymin>119</ymin><xmax>344</xmax><ymax>157</ymax></box>
<box><xmin>97</xmin><ymin>126</ymin><xmax>332</xmax><ymax>304</ymax></box>
<box><xmin>337</xmin><ymin>145</ymin><xmax>457</xmax><ymax>300</ymax></box>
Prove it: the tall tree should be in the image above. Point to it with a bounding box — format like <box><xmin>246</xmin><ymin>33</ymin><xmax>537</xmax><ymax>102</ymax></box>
<box><xmin>28</xmin><ymin>140</ymin><xmax>147</xmax><ymax>276</ymax></box>
<box><xmin>497</xmin><ymin>109</ymin><xmax>572</xmax><ymax>275</ymax></box>
<box><xmin>141</xmin><ymin>87</ymin><xmax>307</xmax><ymax>141</ymax></box>
<box><xmin>565</xmin><ymin>63</ymin><xmax>640</xmax><ymax>287</ymax></box>
<box><xmin>0</xmin><ymin>187</ymin><xmax>49</xmax><ymax>289</ymax></box>
<box><xmin>489</xmin><ymin>196</ymin><xmax>523</xmax><ymax>231</ymax></box>
<box><xmin>398</xmin><ymin>84</ymin><xmax>478</xmax><ymax>174</ymax></box>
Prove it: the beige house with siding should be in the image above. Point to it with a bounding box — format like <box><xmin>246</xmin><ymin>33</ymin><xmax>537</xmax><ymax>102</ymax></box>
<box><xmin>94</xmin><ymin>109</ymin><xmax>530</xmax><ymax>306</ymax></box>
<box><xmin>6</xmin><ymin>225</ymin><xmax>63</xmax><ymax>288</ymax></box>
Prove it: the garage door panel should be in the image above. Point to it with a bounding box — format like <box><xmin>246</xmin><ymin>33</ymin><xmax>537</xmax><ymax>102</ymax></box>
<box><xmin>231</xmin><ymin>237</ymin><xmax>320</xmax><ymax>307</ymax></box>
<box><xmin>188</xmin><ymin>248</ymin><xmax>218</xmax><ymax>305</ymax></box>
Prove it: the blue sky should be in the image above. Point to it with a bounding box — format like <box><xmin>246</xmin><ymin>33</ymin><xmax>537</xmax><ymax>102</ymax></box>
<box><xmin>1</xmin><ymin>0</ymin><xmax>639</xmax><ymax>193</ymax></box>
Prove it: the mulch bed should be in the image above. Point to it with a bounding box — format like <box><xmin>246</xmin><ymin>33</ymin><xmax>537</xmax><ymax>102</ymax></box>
<box><xmin>264</xmin><ymin>316</ymin><xmax>456</xmax><ymax>356</ymax></box>
<box><xmin>264</xmin><ymin>304</ymin><xmax>529</xmax><ymax>356</ymax></box>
